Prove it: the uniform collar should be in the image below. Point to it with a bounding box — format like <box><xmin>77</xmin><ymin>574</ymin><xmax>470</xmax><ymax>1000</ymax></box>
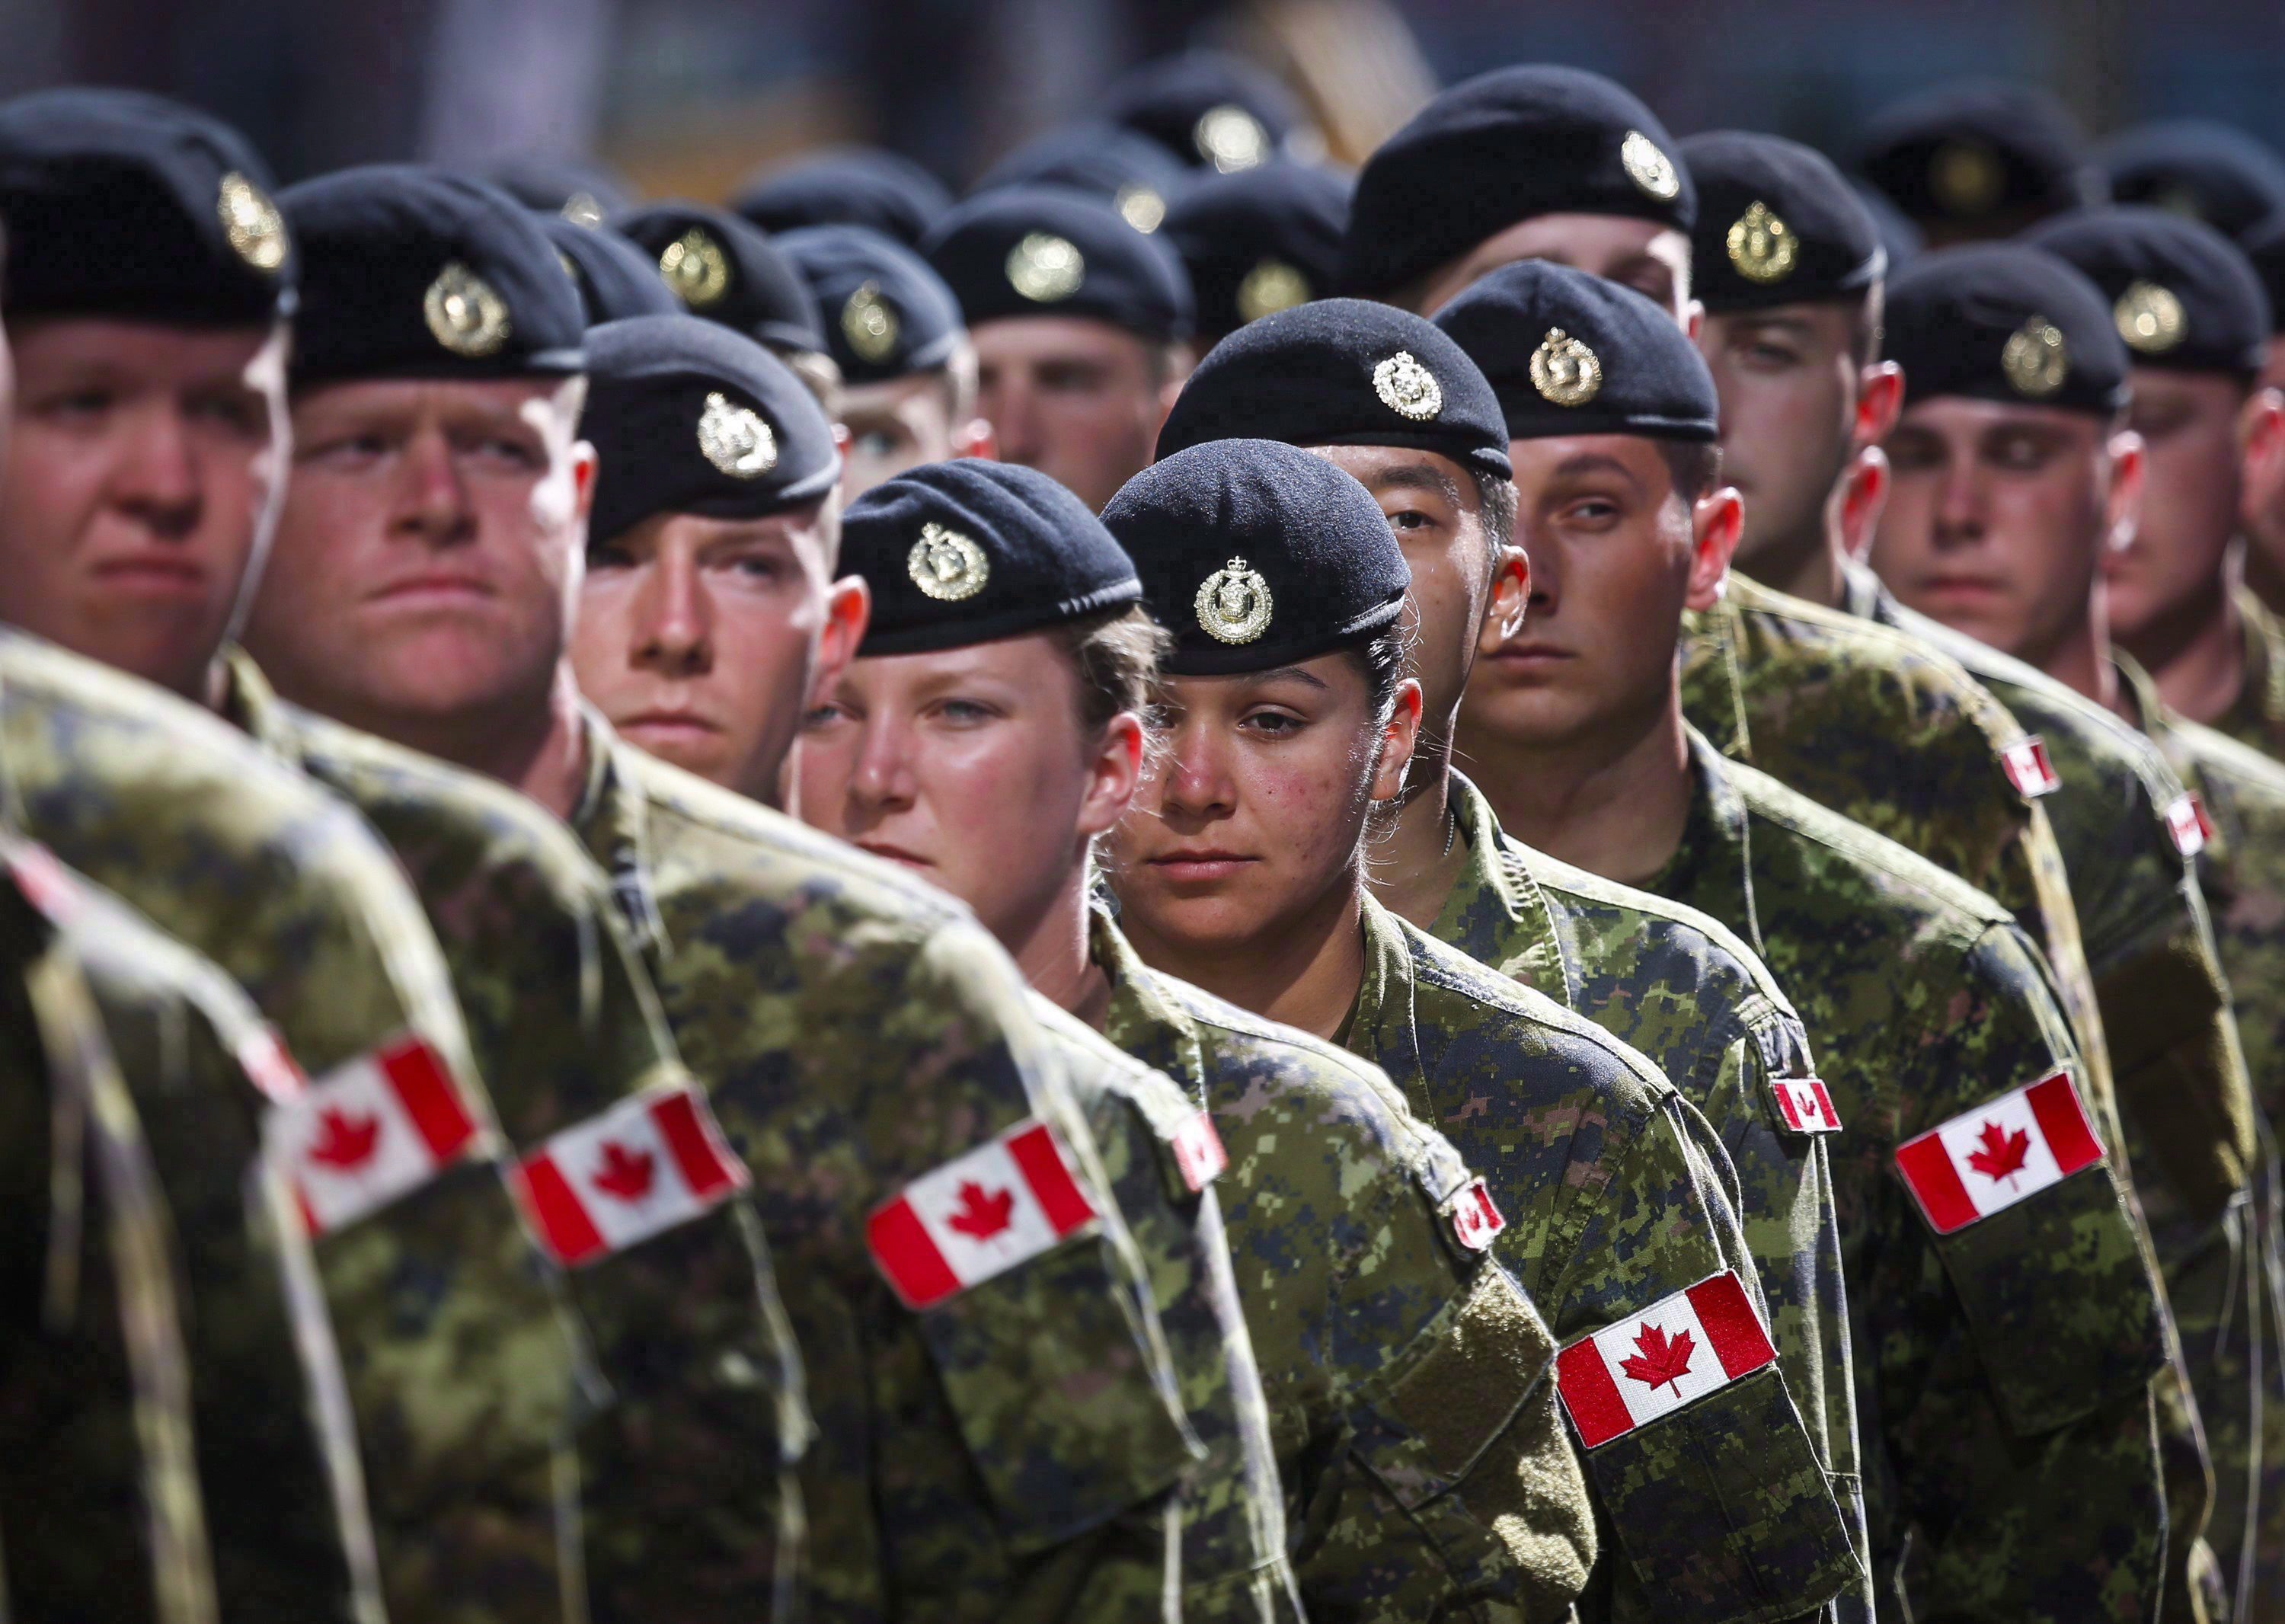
<box><xmin>1431</xmin><ymin>772</ymin><xmax>1575</xmax><ymax>1005</ymax></box>
<box><xmin>2111</xmin><ymin>650</ymin><xmax>2246</xmax><ymax>871</ymax></box>
<box><xmin>1678</xmin><ymin>589</ymin><xmax>1754</xmax><ymax>761</ymax></box>
<box><xmin>1838</xmin><ymin>557</ymin><xmax>1903</xmax><ymax>628</ymax></box>
<box><xmin>1647</xmin><ymin>726</ymin><xmax>1766</xmax><ymax>959</ymax></box>
<box><xmin>1091</xmin><ymin>902</ymin><xmax>1210</xmax><ymax>1108</ymax></box>
<box><xmin>567</xmin><ymin>705</ymin><xmax>668</xmax><ymax>955</ymax></box>
<box><xmin>2226</xmin><ymin>580</ymin><xmax>2285</xmax><ymax>739</ymax></box>
<box><xmin>1343</xmin><ymin>891</ymin><xmax>1432</xmax><ymax>1117</ymax></box>
<box><xmin>214</xmin><ymin>644</ymin><xmax>305</xmax><ymax>764</ymax></box>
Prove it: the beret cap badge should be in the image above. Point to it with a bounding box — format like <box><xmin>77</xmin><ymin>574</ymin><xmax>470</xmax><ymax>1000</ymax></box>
<box><xmin>906</xmin><ymin>522</ymin><xmax>991</xmax><ymax>601</ymax></box>
<box><xmin>2114</xmin><ymin>280</ymin><xmax>2187</xmax><ymax>355</ymax></box>
<box><xmin>422</xmin><ymin>261</ymin><xmax>512</xmax><ymax>357</ymax></box>
<box><xmin>841</xmin><ymin>281</ymin><xmax>900</xmax><ymax>362</ymax></box>
<box><xmin>560</xmin><ymin>191</ymin><xmax>607</xmax><ymax>229</ymax></box>
<box><xmin>1622</xmin><ymin>130</ymin><xmax>1680</xmax><ymax>202</ymax></box>
<box><xmin>1195</xmin><ymin>104</ymin><xmax>1270</xmax><ymax>174</ymax></box>
<box><xmin>216</xmin><ymin>171</ymin><xmax>286</xmax><ymax>273</ymax></box>
<box><xmin>1006</xmin><ymin>232</ymin><xmax>1086</xmax><ymax>302</ymax></box>
<box><xmin>2002</xmin><ymin>315</ymin><xmax>2070</xmax><ymax>398</ymax></box>
<box><xmin>1237</xmin><ymin>259</ymin><xmax>1311</xmax><ymax>323</ymax></box>
<box><xmin>1529</xmin><ymin>327</ymin><xmax>1604</xmax><ymax>407</ymax></box>
<box><xmin>1931</xmin><ymin>139</ymin><xmax>2004</xmax><ymax>216</ymax></box>
<box><xmin>1725</xmin><ymin>200</ymin><xmax>1798</xmax><ymax>285</ymax></box>
<box><xmin>1372</xmin><ymin>350</ymin><xmax>1443</xmax><ymax>420</ymax></box>
<box><xmin>696</xmin><ymin>391</ymin><xmax>778</xmax><ymax>478</ymax></box>
<box><xmin>1195</xmin><ymin>556</ymin><xmax>1274</xmax><ymax>644</ymax></box>
<box><xmin>1116</xmin><ymin>184</ymin><xmax>1167</xmax><ymax>234</ymax></box>
<box><xmin>660</xmin><ymin>226</ymin><xmax>732</xmax><ymax>308</ymax></box>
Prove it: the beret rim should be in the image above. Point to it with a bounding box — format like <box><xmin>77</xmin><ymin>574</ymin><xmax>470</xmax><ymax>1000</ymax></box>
<box><xmin>1162</xmin><ymin>592</ymin><xmax>1405</xmax><ymax>676</ymax></box>
<box><xmin>860</xmin><ymin>578</ymin><xmax>1146</xmax><ymax>658</ymax></box>
<box><xmin>1699</xmin><ymin>246</ymin><xmax>1887</xmax><ymax>314</ymax></box>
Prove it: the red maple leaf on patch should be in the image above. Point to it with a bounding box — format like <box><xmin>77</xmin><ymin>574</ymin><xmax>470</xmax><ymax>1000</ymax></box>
<box><xmin>591</xmin><ymin>1141</ymin><xmax>655</xmax><ymax>1203</ymax></box>
<box><xmin>1618</xmin><ymin>1322</ymin><xmax>1696</xmax><ymax>1395</ymax></box>
<box><xmin>1967</xmin><ymin>1120</ymin><xmax>2031</xmax><ymax>1188</ymax></box>
<box><xmin>308</xmin><ymin>1108</ymin><xmax>380</xmax><ymax>1170</ymax></box>
<box><xmin>947</xmin><ymin>1181</ymin><xmax>1015</xmax><ymax>1240</ymax></box>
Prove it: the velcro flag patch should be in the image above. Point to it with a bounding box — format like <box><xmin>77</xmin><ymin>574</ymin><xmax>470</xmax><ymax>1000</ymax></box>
<box><xmin>2164</xmin><ymin>792</ymin><xmax>2213</xmax><ymax>858</ymax></box>
<box><xmin>1169</xmin><ymin>1109</ymin><xmax>1227</xmax><ymax>1192</ymax></box>
<box><xmin>868</xmin><ymin>1118</ymin><xmax>1099</xmax><ymax>1309</ymax></box>
<box><xmin>1447</xmin><ymin>1176</ymin><xmax>1507</xmax><ymax>1252</ymax></box>
<box><xmin>515</xmin><ymin>1082</ymin><xmax>748</xmax><ymax>1267</ymax></box>
<box><xmin>270</xmin><ymin>1035</ymin><xmax>478</xmax><ymax>1235</ymax></box>
<box><xmin>1894</xmin><ymin>1070</ymin><xmax>2104</xmax><ymax>1236</ymax></box>
<box><xmin>1772</xmin><ymin>1076</ymin><xmax>1842</xmax><ymax>1135</ymax></box>
<box><xmin>1999</xmin><ymin>735</ymin><xmax>2062</xmax><ymax>798</ymax></box>
<box><xmin>1555</xmin><ymin>1271</ymin><xmax>1778</xmax><ymax>1448</ymax></box>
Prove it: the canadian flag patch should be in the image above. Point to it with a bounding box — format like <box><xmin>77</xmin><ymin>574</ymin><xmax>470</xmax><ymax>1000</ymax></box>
<box><xmin>1168</xmin><ymin>1109</ymin><xmax>1227</xmax><ymax>1193</ymax></box>
<box><xmin>513</xmin><ymin>1082</ymin><xmax>749</xmax><ymax>1267</ymax></box>
<box><xmin>1448</xmin><ymin>1176</ymin><xmax>1507</xmax><ymax>1252</ymax></box>
<box><xmin>1894</xmin><ymin>1070</ymin><xmax>2104</xmax><ymax>1236</ymax></box>
<box><xmin>2164</xmin><ymin>793</ymin><xmax>2213</xmax><ymax>858</ymax></box>
<box><xmin>1999</xmin><ymin>735</ymin><xmax>2062</xmax><ymax>799</ymax></box>
<box><xmin>868</xmin><ymin>1119</ymin><xmax>1099</xmax><ymax>1309</ymax></box>
<box><xmin>1555</xmin><ymin>1271</ymin><xmax>1778</xmax><ymax>1448</ymax></box>
<box><xmin>1772</xmin><ymin>1076</ymin><xmax>1842</xmax><ymax>1135</ymax></box>
<box><xmin>268</xmin><ymin>1035</ymin><xmax>478</xmax><ymax>1236</ymax></box>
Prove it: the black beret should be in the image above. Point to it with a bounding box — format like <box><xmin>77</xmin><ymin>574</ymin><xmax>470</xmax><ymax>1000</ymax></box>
<box><xmin>2241</xmin><ymin>209</ymin><xmax>2285</xmax><ymax>336</ymax></box>
<box><xmin>1883</xmin><ymin>244</ymin><xmax>2128</xmax><ymax>415</ymax></box>
<box><xmin>0</xmin><ymin>87</ymin><xmax>293</xmax><ymax>324</ymax></box>
<box><xmin>1100</xmin><ymin>50</ymin><xmax>1305</xmax><ymax>173</ymax></box>
<box><xmin>923</xmin><ymin>186</ymin><xmax>1192</xmax><ymax>343</ymax></box>
<box><xmin>1162</xmin><ymin>161</ymin><xmax>1350</xmax><ymax>339</ymax></box>
<box><xmin>1682</xmin><ymin>130</ymin><xmax>1884</xmax><ymax>313</ymax></box>
<box><xmin>972</xmin><ymin>123</ymin><xmax>1190</xmax><ymax>235</ymax></box>
<box><xmin>845</xmin><ymin>459</ymin><xmax>1141</xmax><ymax>657</ymax></box>
<box><xmin>1158</xmin><ymin>297</ymin><xmax>1510</xmax><ymax>478</ymax></box>
<box><xmin>1852</xmin><ymin>177</ymin><xmax>1925</xmax><ymax>274</ymax></box>
<box><xmin>2025</xmin><ymin>206</ymin><xmax>2270</xmax><ymax>376</ymax></box>
<box><xmin>1102</xmin><ymin>438</ymin><xmax>1407</xmax><ymax>676</ymax></box>
<box><xmin>532</xmin><ymin>210</ymin><xmax>679</xmax><ymax>325</ymax></box>
<box><xmin>1343</xmin><ymin>66</ymin><xmax>1694</xmax><ymax>302</ymax></box>
<box><xmin>1433</xmin><ymin>259</ymin><xmax>1718</xmax><ymax>443</ymax></box>
<box><xmin>779</xmin><ymin>224</ymin><xmax>964</xmax><ymax>384</ymax></box>
<box><xmin>1857</xmin><ymin>80</ymin><xmax>2100</xmax><ymax>231</ymax></box>
<box><xmin>2098</xmin><ymin>120</ymin><xmax>2285</xmax><ymax>243</ymax></box>
<box><xmin>614</xmin><ymin>202</ymin><xmax>825</xmax><ymax>353</ymax></box>
<box><xmin>731</xmin><ymin>148</ymin><xmax>954</xmax><ymax>248</ymax></box>
<box><xmin>582</xmin><ymin>314</ymin><xmax>842</xmax><ymax>545</ymax></box>
<box><xmin>484</xmin><ymin>155</ymin><xmax>633</xmax><ymax>226</ymax></box>
<box><xmin>283</xmin><ymin>165</ymin><xmax>583</xmax><ymax>386</ymax></box>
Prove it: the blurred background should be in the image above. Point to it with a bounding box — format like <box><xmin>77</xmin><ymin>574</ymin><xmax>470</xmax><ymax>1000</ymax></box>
<box><xmin>11</xmin><ymin>0</ymin><xmax>2277</xmax><ymax>193</ymax></box>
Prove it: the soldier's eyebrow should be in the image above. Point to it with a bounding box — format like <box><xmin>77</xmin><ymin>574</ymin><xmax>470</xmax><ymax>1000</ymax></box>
<box><xmin>1238</xmin><ymin>665</ymin><xmax>1331</xmax><ymax>692</ymax></box>
<box><xmin>1548</xmin><ymin>450</ymin><xmax>1646</xmax><ymax>489</ymax></box>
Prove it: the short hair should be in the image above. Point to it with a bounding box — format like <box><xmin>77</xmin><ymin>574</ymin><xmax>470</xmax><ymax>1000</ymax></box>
<box><xmin>1658</xmin><ymin>439</ymin><xmax>1724</xmax><ymax>504</ymax></box>
<box><xmin>1351</xmin><ymin>622</ymin><xmax>1410</xmax><ymax>725</ymax></box>
<box><xmin>1472</xmin><ymin>469</ymin><xmax>1519</xmax><ymax>586</ymax></box>
<box><xmin>1056</xmin><ymin>604</ymin><xmax>1170</xmax><ymax>738</ymax></box>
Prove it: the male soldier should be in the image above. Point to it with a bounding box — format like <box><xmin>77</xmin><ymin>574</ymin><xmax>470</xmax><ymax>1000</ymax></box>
<box><xmin>2099</xmin><ymin>120</ymin><xmax>2285</xmax><ymax>245</ymax></box>
<box><xmin>1160</xmin><ymin>161</ymin><xmax>1350</xmax><ymax>349</ymax></box>
<box><xmin>1098</xmin><ymin>48</ymin><xmax>1310</xmax><ymax>176</ymax></box>
<box><xmin>1153</xmin><ymin>296</ymin><xmax>1868</xmax><ymax>1615</ymax></box>
<box><xmin>0</xmin><ymin>93</ymin><xmax>605</xmax><ymax>1623</ymax></box>
<box><xmin>732</xmin><ymin>146</ymin><xmax>954</xmax><ymax>249</ymax></box>
<box><xmin>1686</xmin><ymin>135</ymin><xmax>2255</xmax><ymax>1614</ymax></box>
<box><xmin>1341</xmin><ymin>65</ymin><xmax>1697</xmax><ymax>323</ymax></box>
<box><xmin>1867</xmin><ymin>241</ymin><xmax>2285</xmax><ymax>1613</ymax></box>
<box><xmin>2232</xmin><ymin>210</ymin><xmax>2285</xmax><ymax>631</ymax></box>
<box><xmin>1854</xmin><ymin>79</ymin><xmax>2101</xmax><ymax>247</ymax></box>
<box><xmin>779</xmin><ymin>224</ymin><xmax>995</xmax><ymax>498</ymax></box>
<box><xmin>924</xmin><ymin>186</ymin><xmax>1194</xmax><ymax>510</ymax></box>
<box><xmin>1442</xmin><ymin>257</ymin><xmax>2172</xmax><ymax>1622</ymax></box>
<box><xmin>970</xmin><ymin>122</ymin><xmax>1191</xmax><ymax>238</ymax></box>
<box><xmin>242</xmin><ymin>160</ymin><xmax>1243</xmax><ymax>1614</ymax></box>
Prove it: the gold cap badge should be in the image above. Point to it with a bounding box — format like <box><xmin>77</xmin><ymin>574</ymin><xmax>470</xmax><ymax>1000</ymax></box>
<box><xmin>216</xmin><ymin>171</ymin><xmax>286</xmax><ymax>273</ymax></box>
<box><xmin>1530</xmin><ymin>328</ymin><xmax>1603</xmax><ymax>407</ymax></box>
<box><xmin>907</xmin><ymin>523</ymin><xmax>990</xmax><ymax>601</ymax></box>
<box><xmin>1373</xmin><ymin>350</ymin><xmax>1443</xmax><ymax>420</ymax></box>
<box><xmin>1930</xmin><ymin>140</ymin><xmax>2004</xmax><ymax>216</ymax></box>
<box><xmin>1195</xmin><ymin>104</ymin><xmax>1270</xmax><ymax>174</ymax></box>
<box><xmin>842</xmin><ymin>281</ymin><xmax>900</xmax><ymax>363</ymax></box>
<box><xmin>2114</xmin><ymin>280</ymin><xmax>2186</xmax><ymax>355</ymax></box>
<box><xmin>1116</xmin><ymin>184</ymin><xmax>1167</xmax><ymax>234</ymax></box>
<box><xmin>423</xmin><ymin>261</ymin><xmax>511</xmax><ymax>357</ymax></box>
<box><xmin>660</xmin><ymin>227</ymin><xmax>731</xmax><ymax>308</ymax></box>
<box><xmin>1195</xmin><ymin>557</ymin><xmax>1274</xmax><ymax>644</ymax></box>
<box><xmin>2002</xmin><ymin>315</ymin><xmax>2069</xmax><ymax>398</ymax></box>
<box><xmin>1236</xmin><ymin>259</ymin><xmax>1310</xmax><ymax>324</ymax></box>
<box><xmin>1726</xmin><ymin>200</ymin><xmax>1798</xmax><ymax>284</ymax></box>
<box><xmin>559</xmin><ymin>191</ymin><xmax>606</xmax><ymax>229</ymax></box>
<box><xmin>696</xmin><ymin>392</ymin><xmax>778</xmax><ymax>478</ymax></box>
<box><xmin>1007</xmin><ymin>232</ymin><xmax>1085</xmax><ymax>302</ymax></box>
<box><xmin>1622</xmin><ymin>130</ymin><xmax>1679</xmax><ymax>202</ymax></box>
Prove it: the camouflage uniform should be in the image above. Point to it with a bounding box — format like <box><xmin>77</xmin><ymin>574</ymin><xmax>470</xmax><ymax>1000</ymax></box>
<box><xmin>1091</xmin><ymin>906</ymin><xmax>1596</xmax><ymax>1621</ymax></box>
<box><xmin>2210</xmin><ymin>584</ymin><xmax>2285</xmax><ymax>764</ymax></box>
<box><xmin>1426</xmin><ymin>771</ymin><xmax>1867</xmax><ymax>1619</ymax></box>
<box><xmin>1343</xmin><ymin>892</ymin><xmax>1857</xmax><ymax>1624</ymax></box>
<box><xmin>0</xmin><ymin>631</ymin><xmax>588</xmax><ymax>1624</ymax></box>
<box><xmin>569</xmin><ymin>710</ymin><xmax>1226</xmax><ymax>1621</ymax></box>
<box><xmin>0</xmin><ymin>856</ymin><xmax>215</xmax><ymax>1624</ymax></box>
<box><xmin>1645</xmin><ymin>728</ymin><xmax>2169</xmax><ymax>1620</ymax></box>
<box><xmin>221</xmin><ymin>651</ymin><xmax>810</xmax><ymax>1624</ymax></box>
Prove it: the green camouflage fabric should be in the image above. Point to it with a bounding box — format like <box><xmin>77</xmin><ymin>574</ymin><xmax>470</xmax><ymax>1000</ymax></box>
<box><xmin>1028</xmin><ymin>993</ymin><xmax>1305</xmax><ymax>1621</ymax></box>
<box><xmin>569</xmin><ymin>709</ymin><xmax>1206</xmax><ymax>1622</ymax></box>
<box><xmin>221</xmin><ymin>650</ymin><xmax>810</xmax><ymax>1624</ymax></box>
<box><xmin>0</xmin><ymin>862</ymin><xmax>215</xmax><ymax>1624</ymax></box>
<box><xmin>1342</xmin><ymin>893</ymin><xmax>1855</xmax><ymax>1624</ymax></box>
<box><xmin>2115</xmin><ymin>653</ymin><xmax>2285</xmax><ymax>1619</ymax></box>
<box><xmin>2210</xmin><ymin>584</ymin><xmax>2285</xmax><ymax>764</ymax></box>
<box><xmin>1426</xmin><ymin>771</ymin><xmax>1867</xmax><ymax>1618</ymax></box>
<box><xmin>1648</xmin><ymin>728</ymin><xmax>2169</xmax><ymax>1622</ymax></box>
<box><xmin>0</xmin><ymin>630</ymin><xmax>587</xmax><ymax>1624</ymax></box>
<box><xmin>1092</xmin><ymin>906</ymin><xmax>1596</xmax><ymax>1621</ymax></box>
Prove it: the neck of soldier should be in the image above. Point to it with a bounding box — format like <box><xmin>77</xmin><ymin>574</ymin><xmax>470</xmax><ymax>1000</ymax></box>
<box><xmin>2244</xmin><ymin>539</ymin><xmax>2285</xmax><ymax>619</ymax></box>
<box><xmin>2117</xmin><ymin>568</ymin><xmax>2245</xmax><ymax>726</ymax></box>
<box><xmin>397</xmin><ymin>657</ymin><xmax>591</xmax><ymax>820</ymax></box>
<box><xmin>1021</xmin><ymin>848</ymin><xmax>1114</xmax><ymax>1034</ymax></box>
<box><xmin>1460</xmin><ymin>684</ymin><xmax>1692</xmax><ymax>887</ymax></box>
<box><xmin>1739</xmin><ymin>502</ymin><xmax>1848</xmax><ymax>610</ymax></box>
<box><xmin>1369</xmin><ymin>721</ymin><xmax>1473</xmax><ymax>929</ymax></box>
<box><xmin>1119</xmin><ymin>872</ymin><xmax>1369</xmax><ymax>1043</ymax></box>
<box><xmin>2031</xmin><ymin>591</ymin><xmax>2124</xmax><ymax>718</ymax></box>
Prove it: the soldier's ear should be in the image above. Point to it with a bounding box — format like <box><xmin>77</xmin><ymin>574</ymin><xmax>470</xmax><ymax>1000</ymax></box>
<box><xmin>1854</xmin><ymin>363</ymin><xmax>1904</xmax><ymax>449</ymax></box>
<box><xmin>2104</xmin><ymin>430</ymin><xmax>2146</xmax><ymax>555</ymax></box>
<box><xmin>1684</xmin><ymin>485</ymin><xmax>1743</xmax><ymax>612</ymax></box>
